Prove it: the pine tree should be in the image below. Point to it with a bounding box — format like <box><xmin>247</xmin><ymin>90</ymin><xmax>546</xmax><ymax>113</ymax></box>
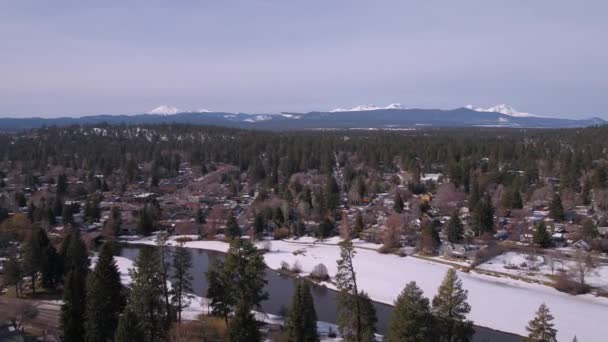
<box><xmin>60</xmin><ymin>229</ymin><xmax>89</xmax><ymax>342</ymax></box>
<box><xmin>582</xmin><ymin>219</ymin><xmax>598</xmax><ymax>240</ymax></box>
<box><xmin>136</xmin><ymin>206</ymin><xmax>156</xmax><ymax>236</ymax></box>
<box><xmin>354</xmin><ymin>211</ymin><xmax>365</xmax><ymax>238</ymax></box>
<box><xmin>393</xmin><ymin>192</ymin><xmax>404</xmax><ymax>213</ymax></box>
<box><xmin>472</xmin><ymin>193</ymin><xmax>494</xmax><ymax>236</ymax></box>
<box><xmin>549</xmin><ymin>193</ymin><xmax>565</xmax><ymax>222</ymax></box>
<box><xmin>40</xmin><ymin>244</ymin><xmax>61</xmax><ymax>290</ymax></box>
<box><xmin>336</xmin><ymin>239</ymin><xmax>376</xmax><ymax>342</ymax></box>
<box><xmin>84</xmin><ymin>243</ymin><xmax>125</xmax><ymax>342</ymax></box>
<box><xmin>385</xmin><ymin>281</ymin><xmax>438</xmax><ymax>342</ymax></box>
<box><xmin>432</xmin><ymin>269</ymin><xmax>474</xmax><ymax>342</ymax></box>
<box><xmin>284</xmin><ymin>281</ymin><xmax>319</xmax><ymax>342</ymax></box>
<box><xmin>127</xmin><ymin>246</ymin><xmax>168</xmax><ymax>342</ymax></box>
<box><xmin>225</xmin><ymin>213</ymin><xmax>241</xmax><ymax>239</ymax></box>
<box><xmin>468</xmin><ymin>178</ymin><xmax>481</xmax><ymax>210</ymax></box>
<box><xmin>156</xmin><ymin>232</ymin><xmax>173</xmax><ymax>325</ymax></box>
<box><xmin>525</xmin><ymin>303</ymin><xmax>557</xmax><ymax>342</ymax></box>
<box><xmin>228</xmin><ymin>302</ymin><xmax>261</xmax><ymax>342</ymax></box>
<box><xmin>115</xmin><ymin>308</ymin><xmax>145</xmax><ymax>342</ymax></box>
<box><xmin>533</xmin><ymin>222</ymin><xmax>552</xmax><ymax>248</ymax></box>
<box><xmin>446</xmin><ymin>211</ymin><xmax>464</xmax><ymax>243</ymax></box>
<box><xmin>206</xmin><ymin>239</ymin><xmax>268</xmax><ymax>323</ymax></box>
<box><xmin>23</xmin><ymin>227</ymin><xmax>50</xmax><ymax>294</ymax></box>
<box><xmin>512</xmin><ymin>189</ymin><xmax>523</xmax><ymax>209</ymax></box>
<box><xmin>326</xmin><ymin>175</ymin><xmax>340</xmax><ymax>212</ymax></box>
<box><xmin>206</xmin><ymin>258</ymin><xmax>235</xmax><ymax>323</ymax></box>
<box><xmin>171</xmin><ymin>244</ymin><xmax>193</xmax><ymax>323</ymax></box>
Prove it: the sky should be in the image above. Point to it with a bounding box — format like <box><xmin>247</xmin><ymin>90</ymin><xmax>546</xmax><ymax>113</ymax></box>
<box><xmin>1</xmin><ymin>0</ymin><xmax>607</xmax><ymax>118</ymax></box>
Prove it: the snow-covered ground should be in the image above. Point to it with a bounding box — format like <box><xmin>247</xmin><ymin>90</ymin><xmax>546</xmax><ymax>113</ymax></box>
<box><xmin>477</xmin><ymin>251</ymin><xmax>608</xmax><ymax>291</ymax></box>
<box><xmin>123</xmin><ymin>235</ymin><xmax>608</xmax><ymax>341</ymax></box>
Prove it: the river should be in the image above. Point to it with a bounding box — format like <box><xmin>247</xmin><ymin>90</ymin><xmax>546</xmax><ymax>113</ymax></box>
<box><xmin>118</xmin><ymin>244</ymin><xmax>520</xmax><ymax>342</ymax></box>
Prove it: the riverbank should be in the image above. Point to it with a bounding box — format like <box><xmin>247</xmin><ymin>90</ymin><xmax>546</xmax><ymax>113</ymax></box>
<box><xmin>101</xmin><ymin>253</ymin><xmax>345</xmax><ymax>341</ymax></box>
<box><xmin>121</xmin><ymin>234</ymin><xmax>608</xmax><ymax>341</ymax></box>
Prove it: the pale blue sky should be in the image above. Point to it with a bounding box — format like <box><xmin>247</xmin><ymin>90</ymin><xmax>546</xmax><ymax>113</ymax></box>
<box><xmin>1</xmin><ymin>0</ymin><xmax>607</xmax><ymax>118</ymax></box>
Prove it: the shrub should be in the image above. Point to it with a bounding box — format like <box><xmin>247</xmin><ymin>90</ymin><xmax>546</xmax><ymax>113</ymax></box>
<box><xmin>310</xmin><ymin>263</ymin><xmax>329</xmax><ymax>281</ymax></box>
<box><xmin>554</xmin><ymin>271</ymin><xmax>591</xmax><ymax>294</ymax></box>
<box><xmin>280</xmin><ymin>261</ymin><xmax>290</xmax><ymax>271</ymax></box>
<box><xmin>273</xmin><ymin>227</ymin><xmax>290</xmax><ymax>240</ymax></box>
<box><xmin>291</xmin><ymin>260</ymin><xmax>302</xmax><ymax>274</ymax></box>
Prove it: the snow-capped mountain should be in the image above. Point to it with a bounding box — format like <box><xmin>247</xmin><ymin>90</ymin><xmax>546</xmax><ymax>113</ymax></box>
<box><xmin>330</xmin><ymin>103</ymin><xmax>407</xmax><ymax>112</ymax></box>
<box><xmin>1</xmin><ymin>105</ymin><xmax>604</xmax><ymax>131</ymax></box>
<box><xmin>148</xmin><ymin>105</ymin><xmax>181</xmax><ymax>115</ymax></box>
<box><xmin>147</xmin><ymin>106</ymin><xmax>214</xmax><ymax>115</ymax></box>
<box><xmin>466</xmin><ymin>104</ymin><xmax>537</xmax><ymax>117</ymax></box>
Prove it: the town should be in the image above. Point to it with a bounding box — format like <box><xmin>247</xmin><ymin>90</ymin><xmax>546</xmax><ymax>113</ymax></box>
<box><xmin>1</xmin><ymin>124</ymin><xmax>608</xmax><ymax>341</ymax></box>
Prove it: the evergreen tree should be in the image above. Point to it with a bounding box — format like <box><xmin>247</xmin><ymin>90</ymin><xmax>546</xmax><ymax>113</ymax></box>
<box><xmin>336</xmin><ymin>239</ymin><xmax>376</xmax><ymax>342</ymax></box>
<box><xmin>354</xmin><ymin>211</ymin><xmax>365</xmax><ymax>238</ymax></box>
<box><xmin>228</xmin><ymin>302</ymin><xmax>261</xmax><ymax>342</ymax></box>
<box><xmin>114</xmin><ymin>308</ymin><xmax>145</xmax><ymax>342</ymax></box>
<box><xmin>206</xmin><ymin>257</ymin><xmax>235</xmax><ymax>323</ymax></box>
<box><xmin>61</xmin><ymin>230</ymin><xmax>89</xmax><ymax>342</ymax></box>
<box><xmin>253</xmin><ymin>211</ymin><xmax>265</xmax><ymax>237</ymax></box>
<box><xmin>126</xmin><ymin>246</ymin><xmax>168</xmax><ymax>342</ymax></box>
<box><xmin>84</xmin><ymin>243</ymin><xmax>125</xmax><ymax>342</ymax></box>
<box><xmin>393</xmin><ymin>192</ymin><xmax>404</xmax><ymax>213</ymax></box>
<box><xmin>171</xmin><ymin>244</ymin><xmax>193</xmax><ymax>323</ymax></box>
<box><xmin>206</xmin><ymin>239</ymin><xmax>268</xmax><ymax>323</ymax></box>
<box><xmin>581</xmin><ymin>219</ymin><xmax>598</xmax><ymax>240</ymax></box>
<box><xmin>40</xmin><ymin>244</ymin><xmax>62</xmax><ymax>290</ymax></box>
<box><xmin>525</xmin><ymin>303</ymin><xmax>557</xmax><ymax>342</ymax></box>
<box><xmin>446</xmin><ymin>211</ymin><xmax>464</xmax><ymax>243</ymax></box>
<box><xmin>468</xmin><ymin>179</ymin><xmax>481</xmax><ymax>210</ymax></box>
<box><xmin>284</xmin><ymin>281</ymin><xmax>319</xmax><ymax>342</ymax></box>
<box><xmin>533</xmin><ymin>222</ymin><xmax>552</xmax><ymax>248</ymax></box>
<box><xmin>549</xmin><ymin>193</ymin><xmax>565</xmax><ymax>222</ymax></box>
<box><xmin>326</xmin><ymin>175</ymin><xmax>340</xmax><ymax>212</ymax></box>
<box><xmin>472</xmin><ymin>193</ymin><xmax>494</xmax><ymax>236</ymax></box>
<box><xmin>317</xmin><ymin>217</ymin><xmax>335</xmax><ymax>239</ymax></box>
<box><xmin>385</xmin><ymin>281</ymin><xmax>438</xmax><ymax>342</ymax></box>
<box><xmin>136</xmin><ymin>206</ymin><xmax>156</xmax><ymax>236</ymax></box>
<box><xmin>512</xmin><ymin>189</ymin><xmax>523</xmax><ymax>209</ymax></box>
<box><xmin>225</xmin><ymin>213</ymin><xmax>241</xmax><ymax>239</ymax></box>
<box><xmin>432</xmin><ymin>269</ymin><xmax>474</xmax><ymax>342</ymax></box>
<box><xmin>23</xmin><ymin>226</ymin><xmax>50</xmax><ymax>294</ymax></box>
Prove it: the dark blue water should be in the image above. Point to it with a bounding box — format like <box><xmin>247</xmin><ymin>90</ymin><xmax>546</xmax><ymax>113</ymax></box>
<box><xmin>118</xmin><ymin>244</ymin><xmax>520</xmax><ymax>342</ymax></box>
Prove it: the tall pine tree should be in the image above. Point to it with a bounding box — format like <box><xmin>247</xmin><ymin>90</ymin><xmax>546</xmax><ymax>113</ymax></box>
<box><xmin>60</xmin><ymin>229</ymin><xmax>89</xmax><ymax>342</ymax></box>
<box><xmin>171</xmin><ymin>243</ymin><xmax>193</xmax><ymax>323</ymax></box>
<box><xmin>228</xmin><ymin>302</ymin><xmax>261</xmax><ymax>342</ymax></box>
<box><xmin>126</xmin><ymin>246</ymin><xmax>168</xmax><ymax>342</ymax></box>
<box><xmin>446</xmin><ymin>211</ymin><xmax>464</xmax><ymax>243</ymax></box>
<box><xmin>431</xmin><ymin>269</ymin><xmax>474</xmax><ymax>342</ymax></box>
<box><xmin>525</xmin><ymin>303</ymin><xmax>557</xmax><ymax>342</ymax></box>
<box><xmin>284</xmin><ymin>281</ymin><xmax>319</xmax><ymax>342</ymax></box>
<box><xmin>84</xmin><ymin>243</ymin><xmax>125</xmax><ymax>342</ymax></box>
<box><xmin>336</xmin><ymin>239</ymin><xmax>377</xmax><ymax>342</ymax></box>
<box><xmin>385</xmin><ymin>281</ymin><xmax>438</xmax><ymax>342</ymax></box>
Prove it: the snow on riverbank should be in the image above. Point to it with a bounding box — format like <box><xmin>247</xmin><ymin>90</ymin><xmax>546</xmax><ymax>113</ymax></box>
<box><xmin>478</xmin><ymin>251</ymin><xmax>608</xmax><ymax>290</ymax></box>
<box><xmin>122</xmin><ymin>235</ymin><xmax>608</xmax><ymax>341</ymax></box>
<box><xmin>109</xmin><ymin>242</ymin><xmax>342</xmax><ymax>340</ymax></box>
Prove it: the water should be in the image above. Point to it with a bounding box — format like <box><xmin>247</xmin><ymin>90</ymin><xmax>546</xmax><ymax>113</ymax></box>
<box><xmin>118</xmin><ymin>244</ymin><xmax>520</xmax><ymax>342</ymax></box>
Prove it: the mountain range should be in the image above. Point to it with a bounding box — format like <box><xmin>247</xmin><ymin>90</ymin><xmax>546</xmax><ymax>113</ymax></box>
<box><xmin>0</xmin><ymin>104</ymin><xmax>604</xmax><ymax>131</ymax></box>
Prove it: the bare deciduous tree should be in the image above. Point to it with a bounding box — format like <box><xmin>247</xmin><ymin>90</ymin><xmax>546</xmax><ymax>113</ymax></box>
<box><xmin>569</xmin><ymin>250</ymin><xmax>596</xmax><ymax>286</ymax></box>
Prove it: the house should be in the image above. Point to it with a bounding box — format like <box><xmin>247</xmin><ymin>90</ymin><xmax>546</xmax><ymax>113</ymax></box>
<box><xmin>572</xmin><ymin>239</ymin><xmax>591</xmax><ymax>251</ymax></box>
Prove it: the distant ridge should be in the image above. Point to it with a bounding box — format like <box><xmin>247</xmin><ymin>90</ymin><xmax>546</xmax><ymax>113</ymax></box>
<box><xmin>0</xmin><ymin>106</ymin><xmax>604</xmax><ymax>131</ymax></box>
